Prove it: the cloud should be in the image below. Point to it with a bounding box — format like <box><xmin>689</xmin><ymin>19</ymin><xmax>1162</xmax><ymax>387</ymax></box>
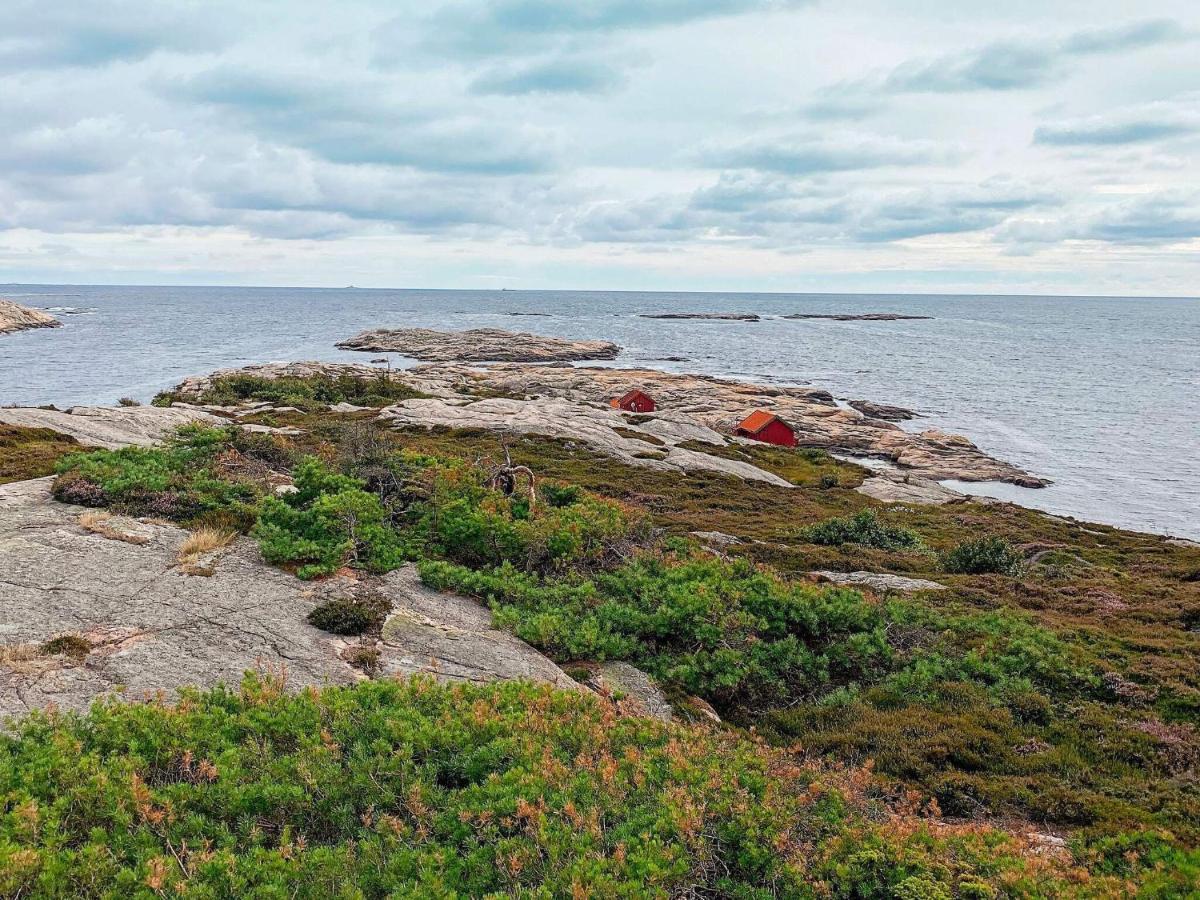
<box><xmin>1062</xmin><ymin>19</ymin><xmax>1191</xmax><ymax>55</ymax></box>
<box><xmin>0</xmin><ymin>2</ymin><xmax>226</xmax><ymax>70</ymax></box>
<box><xmin>1034</xmin><ymin>103</ymin><xmax>1199</xmax><ymax>146</ymax></box>
<box><xmin>414</xmin><ymin>0</ymin><xmax>815</xmax><ymax>56</ymax></box>
<box><xmin>697</xmin><ymin>132</ymin><xmax>953</xmax><ymax>175</ymax></box>
<box><xmin>569</xmin><ymin>173</ymin><xmax>1053</xmax><ymax>245</ymax></box>
<box><xmin>470</xmin><ymin>56</ymin><xmax>627</xmax><ymax>95</ymax></box>
<box><xmin>851</xmin><ymin>18</ymin><xmax>1194</xmax><ymax>96</ymax></box>
<box><xmin>165</xmin><ymin>66</ymin><xmax>565</xmax><ymax>174</ymax></box>
<box><xmin>0</xmin><ymin>117</ymin><xmax>134</xmax><ymax>176</ymax></box>
<box><xmin>1077</xmin><ymin>192</ymin><xmax>1200</xmax><ymax>244</ymax></box>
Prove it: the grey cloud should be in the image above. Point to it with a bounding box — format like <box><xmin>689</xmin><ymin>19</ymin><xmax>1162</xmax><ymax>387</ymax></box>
<box><xmin>1078</xmin><ymin>193</ymin><xmax>1200</xmax><ymax>244</ymax></box>
<box><xmin>855</xmin><ymin>18</ymin><xmax>1193</xmax><ymax>97</ymax></box>
<box><xmin>1062</xmin><ymin>19</ymin><xmax>1191</xmax><ymax>55</ymax></box>
<box><xmin>416</xmin><ymin>0</ymin><xmax>815</xmax><ymax>56</ymax></box>
<box><xmin>570</xmin><ymin>174</ymin><xmax>1053</xmax><ymax>245</ymax></box>
<box><xmin>0</xmin><ymin>2</ymin><xmax>226</xmax><ymax>70</ymax></box>
<box><xmin>470</xmin><ymin>56</ymin><xmax>627</xmax><ymax>95</ymax></box>
<box><xmin>1035</xmin><ymin>118</ymin><xmax>1196</xmax><ymax>146</ymax></box>
<box><xmin>697</xmin><ymin>132</ymin><xmax>952</xmax><ymax>174</ymax></box>
<box><xmin>165</xmin><ymin>66</ymin><xmax>563</xmax><ymax>174</ymax></box>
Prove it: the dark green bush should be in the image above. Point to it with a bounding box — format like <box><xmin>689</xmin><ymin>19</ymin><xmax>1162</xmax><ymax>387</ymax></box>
<box><xmin>800</xmin><ymin>509</ymin><xmax>924</xmax><ymax>551</ymax></box>
<box><xmin>254</xmin><ymin>458</ymin><xmax>412</xmax><ymax>579</ymax></box>
<box><xmin>421</xmin><ymin>550</ymin><xmax>892</xmax><ymax>710</ymax></box>
<box><xmin>940</xmin><ymin>536</ymin><xmax>1024</xmax><ymax>575</ymax></box>
<box><xmin>306</xmin><ymin>594</ymin><xmax>391</xmax><ymax>635</ymax></box>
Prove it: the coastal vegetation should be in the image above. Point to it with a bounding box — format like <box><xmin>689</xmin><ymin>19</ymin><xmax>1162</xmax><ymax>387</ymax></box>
<box><xmin>0</xmin><ymin>424</ymin><xmax>83</xmax><ymax>484</ymax></box>
<box><xmin>14</xmin><ymin>374</ymin><xmax>1198</xmax><ymax>893</ymax></box>
<box><xmin>0</xmin><ymin>674</ymin><xmax>1120</xmax><ymax>898</ymax></box>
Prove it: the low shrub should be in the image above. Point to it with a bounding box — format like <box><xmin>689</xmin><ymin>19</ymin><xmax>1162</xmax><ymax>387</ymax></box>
<box><xmin>254</xmin><ymin>458</ymin><xmax>412</xmax><ymax>579</ymax></box>
<box><xmin>155</xmin><ymin>372</ymin><xmax>425</xmax><ymax>411</ymax></box>
<box><xmin>52</xmin><ymin>425</ymin><xmax>262</xmax><ymax>526</ymax></box>
<box><xmin>941</xmin><ymin>536</ymin><xmax>1024</xmax><ymax>575</ymax></box>
<box><xmin>306</xmin><ymin>594</ymin><xmax>391</xmax><ymax>635</ymax></box>
<box><xmin>0</xmin><ymin>675</ymin><xmax>1104</xmax><ymax>898</ymax></box>
<box><xmin>422</xmin><ymin>550</ymin><xmax>892</xmax><ymax>710</ymax></box>
<box><xmin>800</xmin><ymin>509</ymin><xmax>924</xmax><ymax>551</ymax></box>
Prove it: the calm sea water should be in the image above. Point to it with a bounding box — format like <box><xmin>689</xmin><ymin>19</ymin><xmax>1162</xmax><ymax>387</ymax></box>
<box><xmin>1</xmin><ymin>284</ymin><xmax>1197</xmax><ymax>540</ymax></box>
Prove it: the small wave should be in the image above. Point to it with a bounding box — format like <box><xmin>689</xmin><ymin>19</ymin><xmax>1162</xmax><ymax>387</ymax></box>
<box><xmin>43</xmin><ymin>306</ymin><xmax>97</xmax><ymax>314</ymax></box>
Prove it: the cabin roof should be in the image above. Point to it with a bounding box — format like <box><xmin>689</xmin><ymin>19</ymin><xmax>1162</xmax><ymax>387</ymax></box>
<box><xmin>736</xmin><ymin>410</ymin><xmax>785</xmax><ymax>434</ymax></box>
<box><xmin>619</xmin><ymin>388</ymin><xmax>651</xmax><ymax>404</ymax></box>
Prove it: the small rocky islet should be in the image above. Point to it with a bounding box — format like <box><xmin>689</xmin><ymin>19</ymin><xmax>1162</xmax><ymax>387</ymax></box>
<box><xmin>0</xmin><ymin>299</ymin><xmax>60</xmax><ymax>335</ymax></box>
<box><xmin>2</xmin><ymin>325</ymin><xmax>1198</xmax><ymax>895</ymax></box>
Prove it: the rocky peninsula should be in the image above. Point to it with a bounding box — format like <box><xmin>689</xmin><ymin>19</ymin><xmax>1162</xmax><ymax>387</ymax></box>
<box><xmin>0</xmin><ymin>299</ymin><xmax>60</xmax><ymax>335</ymax></box>
<box><xmin>336</xmin><ymin>326</ymin><xmax>620</xmax><ymax>361</ymax></box>
<box><xmin>2</xmin><ymin>339</ymin><xmax>1197</xmax><ymax>894</ymax></box>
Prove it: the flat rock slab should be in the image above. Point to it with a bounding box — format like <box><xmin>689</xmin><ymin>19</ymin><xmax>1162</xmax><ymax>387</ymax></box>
<box><xmin>336</xmin><ymin>327</ymin><xmax>620</xmax><ymax>362</ymax></box>
<box><xmin>856</xmin><ymin>474</ymin><xmax>964</xmax><ymax>505</ymax></box>
<box><xmin>0</xmin><ymin>405</ymin><xmax>223</xmax><ymax>450</ymax></box>
<box><xmin>377</xmin><ymin>568</ymin><xmax>578</xmax><ymax>689</ymax></box>
<box><xmin>0</xmin><ymin>480</ymin><xmax>572</xmax><ymax>719</ymax></box>
<box><xmin>810</xmin><ymin>571</ymin><xmax>946</xmax><ymax>593</ymax></box>
<box><xmin>378</xmin><ymin>396</ymin><xmax>792</xmax><ymax>487</ymax></box>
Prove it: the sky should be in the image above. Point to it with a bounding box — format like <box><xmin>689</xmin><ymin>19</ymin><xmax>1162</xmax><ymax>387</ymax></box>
<box><xmin>1</xmin><ymin>0</ymin><xmax>1198</xmax><ymax>294</ymax></box>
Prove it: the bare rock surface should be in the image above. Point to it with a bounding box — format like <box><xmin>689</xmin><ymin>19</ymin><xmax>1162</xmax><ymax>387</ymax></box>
<box><xmin>336</xmin><ymin>327</ymin><xmax>620</xmax><ymax>362</ymax></box>
<box><xmin>848</xmin><ymin>400</ymin><xmax>917</xmax><ymax>421</ymax></box>
<box><xmin>588</xmin><ymin>662</ymin><xmax>674</xmax><ymax>721</ymax></box>
<box><xmin>0</xmin><ymin>405</ymin><xmax>224</xmax><ymax>449</ymax></box>
<box><xmin>856</xmin><ymin>474</ymin><xmax>964</xmax><ymax>505</ymax></box>
<box><xmin>401</xmin><ymin>364</ymin><xmax>1047</xmax><ymax>486</ymax></box>
<box><xmin>0</xmin><ymin>480</ymin><xmax>575</xmax><ymax>718</ymax></box>
<box><xmin>378</xmin><ymin>396</ymin><xmax>792</xmax><ymax>487</ymax></box>
<box><xmin>377</xmin><ymin>567</ymin><xmax>578</xmax><ymax>689</ymax></box>
<box><xmin>0</xmin><ymin>299</ymin><xmax>60</xmax><ymax>335</ymax></box>
<box><xmin>810</xmin><ymin>571</ymin><xmax>946</xmax><ymax>592</ymax></box>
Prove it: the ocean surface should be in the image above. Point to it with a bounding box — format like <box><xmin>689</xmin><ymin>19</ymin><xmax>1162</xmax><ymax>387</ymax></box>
<box><xmin>1</xmin><ymin>284</ymin><xmax>1196</xmax><ymax>540</ymax></box>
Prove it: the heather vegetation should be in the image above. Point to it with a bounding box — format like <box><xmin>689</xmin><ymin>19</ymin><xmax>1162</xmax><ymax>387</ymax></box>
<box><xmin>0</xmin><ymin>424</ymin><xmax>83</xmax><ymax>484</ymax></box>
<box><xmin>36</xmin><ymin>403</ymin><xmax>1200</xmax><ymax>892</ymax></box>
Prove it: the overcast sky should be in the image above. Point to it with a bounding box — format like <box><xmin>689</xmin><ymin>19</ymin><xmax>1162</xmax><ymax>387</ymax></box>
<box><xmin>2</xmin><ymin>0</ymin><xmax>1198</xmax><ymax>294</ymax></box>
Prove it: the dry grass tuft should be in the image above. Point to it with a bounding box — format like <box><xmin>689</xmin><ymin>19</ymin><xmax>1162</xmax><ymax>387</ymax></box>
<box><xmin>78</xmin><ymin>510</ymin><xmax>151</xmax><ymax>545</ymax></box>
<box><xmin>177</xmin><ymin>527</ymin><xmax>237</xmax><ymax>575</ymax></box>
<box><xmin>0</xmin><ymin>643</ymin><xmax>43</xmax><ymax>674</ymax></box>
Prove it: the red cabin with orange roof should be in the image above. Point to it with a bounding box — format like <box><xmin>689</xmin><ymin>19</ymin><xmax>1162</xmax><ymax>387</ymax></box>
<box><xmin>734</xmin><ymin>410</ymin><xmax>797</xmax><ymax>447</ymax></box>
<box><xmin>610</xmin><ymin>389</ymin><xmax>656</xmax><ymax>413</ymax></box>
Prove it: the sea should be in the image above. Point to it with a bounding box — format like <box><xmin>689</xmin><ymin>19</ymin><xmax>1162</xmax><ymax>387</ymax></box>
<box><xmin>1</xmin><ymin>284</ymin><xmax>1197</xmax><ymax>540</ymax></box>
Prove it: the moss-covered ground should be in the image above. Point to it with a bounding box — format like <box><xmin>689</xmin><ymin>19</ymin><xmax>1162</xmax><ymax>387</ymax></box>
<box><xmin>0</xmin><ymin>424</ymin><xmax>86</xmax><ymax>484</ymax></box>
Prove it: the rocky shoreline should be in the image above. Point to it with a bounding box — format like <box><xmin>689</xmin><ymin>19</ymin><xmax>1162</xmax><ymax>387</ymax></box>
<box><xmin>336</xmin><ymin>326</ymin><xmax>620</xmax><ymax>361</ymax></box>
<box><xmin>0</xmin><ymin>299</ymin><xmax>60</xmax><ymax>335</ymax></box>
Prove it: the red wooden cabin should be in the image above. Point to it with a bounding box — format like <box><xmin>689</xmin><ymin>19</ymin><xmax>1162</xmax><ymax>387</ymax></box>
<box><xmin>610</xmin><ymin>389</ymin><xmax>656</xmax><ymax>413</ymax></box>
<box><xmin>734</xmin><ymin>410</ymin><xmax>797</xmax><ymax>447</ymax></box>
